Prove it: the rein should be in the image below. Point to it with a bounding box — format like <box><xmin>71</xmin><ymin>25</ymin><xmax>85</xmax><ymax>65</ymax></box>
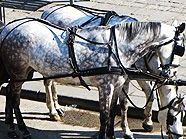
<box><xmin>42</xmin><ymin>4</ymin><xmax>118</xmax><ymax>28</ymax></box>
<box><xmin>158</xmin><ymin>96</ymin><xmax>184</xmax><ymax>138</ymax></box>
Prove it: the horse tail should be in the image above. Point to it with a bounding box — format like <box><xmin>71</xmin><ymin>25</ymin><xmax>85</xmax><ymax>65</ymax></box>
<box><xmin>0</xmin><ymin>57</ymin><xmax>9</xmax><ymax>86</ymax></box>
<box><xmin>0</xmin><ymin>21</ymin><xmax>9</xmax><ymax>86</ymax></box>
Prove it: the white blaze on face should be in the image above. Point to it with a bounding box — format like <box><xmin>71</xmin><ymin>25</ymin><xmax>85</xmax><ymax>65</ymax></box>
<box><xmin>158</xmin><ymin>98</ymin><xmax>185</xmax><ymax>139</ymax></box>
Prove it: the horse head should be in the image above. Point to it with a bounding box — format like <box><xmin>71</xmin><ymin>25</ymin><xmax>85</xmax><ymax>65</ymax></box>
<box><xmin>157</xmin><ymin>22</ymin><xmax>185</xmax><ymax>79</ymax></box>
<box><xmin>154</xmin><ymin>22</ymin><xmax>185</xmax><ymax>139</ymax></box>
<box><xmin>158</xmin><ymin>93</ymin><xmax>186</xmax><ymax>139</ymax></box>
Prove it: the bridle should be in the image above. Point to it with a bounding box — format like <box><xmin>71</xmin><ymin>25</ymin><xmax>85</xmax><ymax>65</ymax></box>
<box><xmin>122</xmin><ymin>25</ymin><xmax>186</xmax><ymax>138</ymax></box>
<box><xmin>156</xmin><ymin>28</ymin><xmax>185</xmax><ymax>138</ymax></box>
<box><xmin>158</xmin><ymin>96</ymin><xmax>185</xmax><ymax>139</ymax></box>
<box><xmin>158</xmin><ymin>27</ymin><xmax>185</xmax><ymax>78</ymax></box>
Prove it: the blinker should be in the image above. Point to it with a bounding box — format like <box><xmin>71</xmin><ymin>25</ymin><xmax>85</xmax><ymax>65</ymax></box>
<box><xmin>167</xmin><ymin>110</ymin><xmax>177</xmax><ymax>126</ymax></box>
<box><xmin>173</xmin><ymin>45</ymin><xmax>185</xmax><ymax>57</ymax></box>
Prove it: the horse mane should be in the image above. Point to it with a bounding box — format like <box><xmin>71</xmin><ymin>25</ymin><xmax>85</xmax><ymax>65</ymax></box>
<box><xmin>116</xmin><ymin>22</ymin><xmax>161</xmax><ymax>43</ymax></box>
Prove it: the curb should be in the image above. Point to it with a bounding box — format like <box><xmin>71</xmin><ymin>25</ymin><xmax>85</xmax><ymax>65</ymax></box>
<box><xmin>1</xmin><ymin>86</ymin><xmax>186</xmax><ymax>125</ymax></box>
<box><xmin>0</xmin><ymin>87</ymin><xmax>157</xmax><ymax>120</ymax></box>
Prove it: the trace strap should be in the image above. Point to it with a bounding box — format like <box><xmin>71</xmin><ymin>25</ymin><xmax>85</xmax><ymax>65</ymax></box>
<box><xmin>67</xmin><ymin>27</ymin><xmax>91</xmax><ymax>91</ymax></box>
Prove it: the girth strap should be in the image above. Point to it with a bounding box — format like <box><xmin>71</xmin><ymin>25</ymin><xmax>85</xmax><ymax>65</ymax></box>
<box><xmin>67</xmin><ymin>27</ymin><xmax>91</xmax><ymax>91</ymax></box>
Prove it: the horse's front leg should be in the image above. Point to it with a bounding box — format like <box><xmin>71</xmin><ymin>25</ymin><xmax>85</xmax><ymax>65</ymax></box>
<box><xmin>51</xmin><ymin>81</ymin><xmax>65</xmax><ymax>118</ymax></box>
<box><xmin>44</xmin><ymin>79</ymin><xmax>61</xmax><ymax>121</ymax></box>
<box><xmin>106</xmin><ymin>88</ymin><xmax>119</xmax><ymax>139</ymax></box>
<box><xmin>119</xmin><ymin>79</ymin><xmax>134</xmax><ymax>139</ymax></box>
<box><xmin>137</xmin><ymin>80</ymin><xmax>154</xmax><ymax>132</ymax></box>
<box><xmin>98</xmin><ymin>83</ymin><xmax>114</xmax><ymax>139</ymax></box>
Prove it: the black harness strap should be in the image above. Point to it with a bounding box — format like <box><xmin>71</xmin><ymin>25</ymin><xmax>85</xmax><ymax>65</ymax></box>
<box><xmin>67</xmin><ymin>27</ymin><xmax>91</xmax><ymax>91</ymax></box>
<box><xmin>144</xmin><ymin>52</ymin><xmax>156</xmax><ymax>73</ymax></box>
<box><xmin>110</xmin><ymin>26</ymin><xmax>126</xmax><ymax>75</ymax></box>
<box><xmin>80</xmin><ymin>16</ymin><xmax>101</xmax><ymax>27</ymax></box>
<box><xmin>100</xmin><ymin>11</ymin><xmax>118</xmax><ymax>26</ymax></box>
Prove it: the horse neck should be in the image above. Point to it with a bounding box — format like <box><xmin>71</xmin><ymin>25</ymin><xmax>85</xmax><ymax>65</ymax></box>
<box><xmin>158</xmin><ymin>85</ymin><xmax>178</xmax><ymax>107</ymax></box>
<box><xmin>115</xmin><ymin>22</ymin><xmax>175</xmax><ymax>67</ymax></box>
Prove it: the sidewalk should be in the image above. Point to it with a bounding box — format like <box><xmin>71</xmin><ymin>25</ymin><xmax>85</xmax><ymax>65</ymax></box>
<box><xmin>0</xmin><ymin>95</ymin><xmax>165</xmax><ymax>139</ymax></box>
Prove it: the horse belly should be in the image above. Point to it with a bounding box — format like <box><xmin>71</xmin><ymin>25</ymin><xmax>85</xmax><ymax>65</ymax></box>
<box><xmin>53</xmin><ymin>76</ymin><xmax>94</xmax><ymax>86</ymax></box>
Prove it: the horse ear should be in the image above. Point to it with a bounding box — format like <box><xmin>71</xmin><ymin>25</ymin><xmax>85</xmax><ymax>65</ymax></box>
<box><xmin>177</xmin><ymin>23</ymin><xmax>185</xmax><ymax>33</ymax></box>
<box><xmin>182</xmin><ymin>96</ymin><xmax>186</xmax><ymax>111</ymax></box>
<box><xmin>172</xmin><ymin>20</ymin><xmax>178</xmax><ymax>27</ymax></box>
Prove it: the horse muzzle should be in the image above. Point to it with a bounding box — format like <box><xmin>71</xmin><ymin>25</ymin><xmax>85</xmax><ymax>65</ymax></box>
<box><xmin>168</xmin><ymin>133</ymin><xmax>183</xmax><ymax>139</ymax></box>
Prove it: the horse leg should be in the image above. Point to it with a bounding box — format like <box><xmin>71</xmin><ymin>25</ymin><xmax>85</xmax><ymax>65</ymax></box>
<box><xmin>98</xmin><ymin>88</ymin><xmax>108</xmax><ymax>139</ymax></box>
<box><xmin>119</xmin><ymin>79</ymin><xmax>134</xmax><ymax>139</ymax></box>
<box><xmin>5</xmin><ymin>84</ymin><xmax>18</xmax><ymax>139</ymax></box>
<box><xmin>7</xmin><ymin>79</ymin><xmax>31</xmax><ymax>139</ymax></box>
<box><xmin>51</xmin><ymin>81</ymin><xmax>65</xmax><ymax>118</ymax></box>
<box><xmin>98</xmin><ymin>83</ymin><xmax>114</xmax><ymax>139</ymax></box>
<box><xmin>137</xmin><ymin>80</ymin><xmax>154</xmax><ymax>132</ymax></box>
<box><xmin>106</xmin><ymin>88</ymin><xmax>119</xmax><ymax>139</ymax></box>
<box><xmin>44</xmin><ymin>79</ymin><xmax>61</xmax><ymax>121</ymax></box>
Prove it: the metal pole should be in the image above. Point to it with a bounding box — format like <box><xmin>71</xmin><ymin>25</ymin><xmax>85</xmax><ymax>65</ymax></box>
<box><xmin>70</xmin><ymin>0</ymin><xmax>74</xmax><ymax>5</ymax></box>
<box><xmin>0</xmin><ymin>2</ymin><xmax>5</xmax><ymax>24</ymax></box>
<box><xmin>0</xmin><ymin>5</ymin><xmax>2</xmax><ymax>22</ymax></box>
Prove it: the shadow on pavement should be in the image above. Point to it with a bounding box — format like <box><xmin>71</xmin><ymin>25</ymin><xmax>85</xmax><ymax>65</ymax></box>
<box><xmin>0</xmin><ymin>119</ymin><xmax>165</xmax><ymax>139</ymax></box>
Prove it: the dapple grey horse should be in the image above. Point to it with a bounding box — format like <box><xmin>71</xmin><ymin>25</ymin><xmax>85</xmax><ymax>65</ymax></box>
<box><xmin>0</xmin><ymin>18</ymin><xmax>185</xmax><ymax>139</ymax></box>
<box><xmin>41</xmin><ymin>4</ymin><xmax>186</xmax><ymax>138</ymax></box>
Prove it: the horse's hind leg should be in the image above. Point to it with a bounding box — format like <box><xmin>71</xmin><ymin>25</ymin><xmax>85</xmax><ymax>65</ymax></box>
<box><xmin>6</xmin><ymin>79</ymin><xmax>31</xmax><ymax>139</ymax></box>
<box><xmin>5</xmin><ymin>84</ymin><xmax>18</xmax><ymax>139</ymax></box>
<box><xmin>51</xmin><ymin>81</ymin><xmax>65</xmax><ymax>117</ymax></box>
<box><xmin>137</xmin><ymin>80</ymin><xmax>154</xmax><ymax>132</ymax></box>
<box><xmin>5</xmin><ymin>68</ymin><xmax>32</xmax><ymax>139</ymax></box>
<box><xmin>44</xmin><ymin>79</ymin><xmax>61</xmax><ymax>121</ymax></box>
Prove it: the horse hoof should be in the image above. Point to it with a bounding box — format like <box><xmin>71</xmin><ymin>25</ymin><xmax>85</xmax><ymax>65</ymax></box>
<box><xmin>8</xmin><ymin>131</ymin><xmax>19</xmax><ymax>139</ymax></box>
<box><xmin>142</xmin><ymin>123</ymin><xmax>153</xmax><ymax>132</ymax></box>
<box><xmin>123</xmin><ymin>134</ymin><xmax>135</xmax><ymax>139</ymax></box>
<box><xmin>56</xmin><ymin>108</ymin><xmax>65</xmax><ymax>117</ymax></box>
<box><xmin>108</xmin><ymin>135</ymin><xmax>116</xmax><ymax>139</ymax></box>
<box><xmin>50</xmin><ymin>114</ymin><xmax>61</xmax><ymax>121</ymax></box>
<box><xmin>98</xmin><ymin>133</ymin><xmax>106</xmax><ymax>139</ymax></box>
